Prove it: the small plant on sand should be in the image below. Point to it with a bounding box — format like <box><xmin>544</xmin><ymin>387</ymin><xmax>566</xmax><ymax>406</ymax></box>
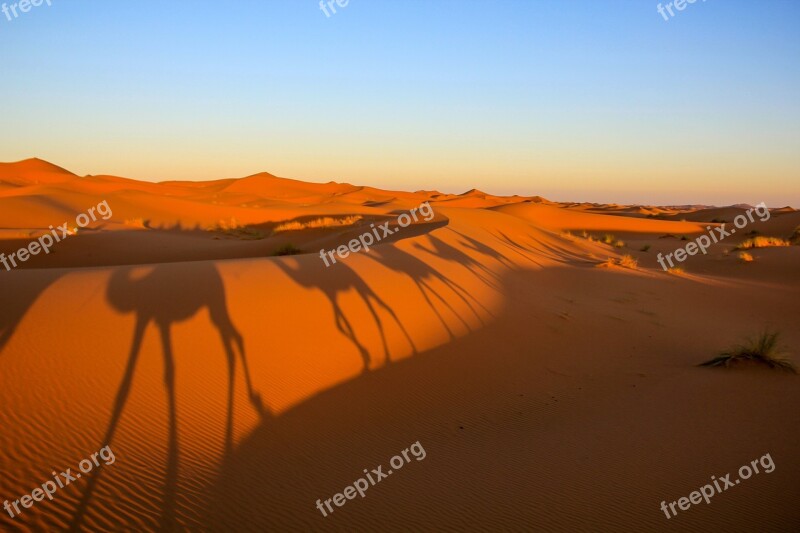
<box><xmin>273</xmin><ymin>244</ymin><xmax>304</xmax><ymax>256</ymax></box>
<box><xmin>640</xmin><ymin>244</ymin><xmax>651</xmax><ymax>252</ymax></box>
<box><xmin>618</xmin><ymin>254</ymin><xmax>638</xmax><ymax>269</ymax></box>
<box><xmin>124</xmin><ymin>217</ymin><xmax>147</xmax><ymax>228</ymax></box>
<box><xmin>789</xmin><ymin>226</ymin><xmax>800</xmax><ymax>244</ymax></box>
<box><xmin>596</xmin><ymin>258</ymin><xmax>616</xmax><ymax>268</ymax></box>
<box><xmin>601</xmin><ymin>234</ymin><xmax>616</xmax><ymax>245</ymax></box>
<box><xmin>699</xmin><ymin>330</ymin><xmax>796</xmax><ymax>373</ymax></box>
<box><xmin>736</xmin><ymin>236</ymin><xmax>790</xmax><ymax>250</ymax></box>
<box><xmin>596</xmin><ymin>255</ymin><xmax>637</xmax><ymax>269</ymax></box>
<box><xmin>667</xmin><ymin>266</ymin><xmax>685</xmax><ymax>275</ymax></box>
<box><xmin>680</xmin><ymin>235</ymin><xmax>688</xmax><ymax>241</ymax></box>
<box><xmin>272</xmin><ymin>215</ymin><xmax>362</xmax><ymax>234</ymax></box>
<box><xmin>738</xmin><ymin>251</ymin><xmax>754</xmax><ymax>263</ymax></box>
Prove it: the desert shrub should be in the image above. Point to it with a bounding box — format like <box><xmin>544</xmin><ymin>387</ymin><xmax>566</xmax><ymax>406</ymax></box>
<box><xmin>272</xmin><ymin>216</ymin><xmax>362</xmax><ymax>234</ymax></box>
<box><xmin>273</xmin><ymin>244</ymin><xmax>304</xmax><ymax>256</ymax></box>
<box><xmin>790</xmin><ymin>226</ymin><xmax>800</xmax><ymax>244</ymax></box>
<box><xmin>596</xmin><ymin>255</ymin><xmax>637</xmax><ymax>269</ymax></box>
<box><xmin>601</xmin><ymin>234</ymin><xmax>616</xmax><ymax>245</ymax></box>
<box><xmin>699</xmin><ymin>331</ymin><xmax>796</xmax><ymax>373</ymax></box>
<box><xmin>736</xmin><ymin>236</ymin><xmax>790</xmax><ymax>250</ymax></box>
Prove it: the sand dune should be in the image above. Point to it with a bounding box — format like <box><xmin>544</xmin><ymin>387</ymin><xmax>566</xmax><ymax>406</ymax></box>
<box><xmin>1</xmin><ymin>160</ymin><xmax>798</xmax><ymax>531</ymax></box>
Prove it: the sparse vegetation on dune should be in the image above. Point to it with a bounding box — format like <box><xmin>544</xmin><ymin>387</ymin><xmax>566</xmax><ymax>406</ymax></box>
<box><xmin>594</xmin><ymin>233</ymin><xmax>625</xmax><ymax>248</ymax></box>
<box><xmin>738</xmin><ymin>252</ymin><xmax>754</xmax><ymax>262</ymax></box>
<box><xmin>700</xmin><ymin>331</ymin><xmax>796</xmax><ymax>373</ymax></box>
<box><xmin>790</xmin><ymin>226</ymin><xmax>800</xmax><ymax>244</ymax></box>
<box><xmin>205</xmin><ymin>215</ymin><xmax>363</xmax><ymax>241</ymax></box>
<box><xmin>736</xmin><ymin>236</ymin><xmax>791</xmax><ymax>250</ymax></box>
<box><xmin>667</xmin><ymin>266</ymin><xmax>686</xmax><ymax>275</ymax></box>
<box><xmin>596</xmin><ymin>255</ymin><xmax>638</xmax><ymax>270</ymax></box>
<box><xmin>273</xmin><ymin>244</ymin><xmax>304</xmax><ymax>256</ymax></box>
<box><xmin>640</xmin><ymin>244</ymin><xmax>651</xmax><ymax>252</ymax></box>
<box><xmin>272</xmin><ymin>215</ymin><xmax>363</xmax><ymax>234</ymax></box>
<box><xmin>206</xmin><ymin>218</ymin><xmax>265</xmax><ymax>239</ymax></box>
<box><xmin>124</xmin><ymin>217</ymin><xmax>147</xmax><ymax>228</ymax></box>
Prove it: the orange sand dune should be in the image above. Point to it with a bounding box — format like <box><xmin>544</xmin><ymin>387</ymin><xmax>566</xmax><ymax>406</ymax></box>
<box><xmin>494</xmin><ymin>202</ymin><xmax>708</xmax><ymax>235</ymax></box>
<box><xmin>1</xmin><ymin>160</ymin><xmax>798</xmax><ymax>531</ymax></box>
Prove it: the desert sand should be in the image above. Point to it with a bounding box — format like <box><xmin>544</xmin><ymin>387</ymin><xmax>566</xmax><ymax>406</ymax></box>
<box><xmin>1</xmin><ymin>158</ymin><xmax>798</xmax><ymax>531</ymax></box>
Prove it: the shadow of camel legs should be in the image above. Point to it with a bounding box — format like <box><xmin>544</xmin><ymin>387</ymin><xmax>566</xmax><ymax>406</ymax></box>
<box><xmin>275</xmin><ymin>259</ymin><xmax>416</xmax><ymax>371</ymax></box>
<box><xmin>69</xmin><ymin>264</ymin><xmax>264</xmax><ymax>531</ymax></box>
<box><xmin>367</xmin><ymin>244</ymin><xmax>489</xmax><ymax>337</ymax></box>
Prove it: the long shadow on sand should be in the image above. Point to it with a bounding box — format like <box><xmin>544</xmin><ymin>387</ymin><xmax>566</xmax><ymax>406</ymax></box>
<box><xmin>199</xmin><ymin>288</ymin><xmax>532</xmax><ymax>531</ymax></box>
<box><xmin>366</xmin><ymin>244</ymin><xmax>490</xmax><ymax>340</ymax></box>
<box><xmin>275</xmin><ymin>258</ymin><xmax>417</xmax><ymax>371</ymax></box>
<box><xmin>68</xmin><ymin>263</ymin><xmax>266</xmax><ymax>531</ymax></box>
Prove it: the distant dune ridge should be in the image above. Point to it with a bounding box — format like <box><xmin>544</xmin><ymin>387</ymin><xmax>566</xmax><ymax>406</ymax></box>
<box><xmin>0</xmin><ymin>159</ymin><xmax>798</xmax><ymax>531</ymax></box>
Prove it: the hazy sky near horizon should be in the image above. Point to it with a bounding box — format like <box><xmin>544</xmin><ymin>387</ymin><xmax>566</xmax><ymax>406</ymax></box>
<box><xmin>1</xmin><ymin>0</ymin><xmax>798</xmax><ymax>206</ymax></box>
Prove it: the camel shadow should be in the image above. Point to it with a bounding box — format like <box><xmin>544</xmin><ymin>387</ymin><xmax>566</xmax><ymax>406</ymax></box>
<box><xmin>414</xmin><ymin>233</ymin><xmax>507</xmax><ymax>292</ymax></box>
<box><xmin>275</xmin><ymin>258</ymin><xmax>416</xmax><ymax>371</ymax></box>
<box><xmin>69</xmin><ymin>262</ymin><xmax>265</xmax><ymax>531</ymax></box>
<box><xmin>366</xmin><ymin>244</ymin><xmax>488</xmax><ymax>340</ymax></box>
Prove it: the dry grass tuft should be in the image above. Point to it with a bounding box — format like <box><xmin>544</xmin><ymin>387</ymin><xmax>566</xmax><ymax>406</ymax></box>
<box><xmin>273</xmin><ymin>244</ymin><xmax>304</xmax><ymax>256</ymax></box>
<box><xmin>206</xmin><ymin>218</ymin><xmax>266</xmax><ymax>240</ymax></box>
<box><xmin>272</xmin><ymin>216</ymin><xmax>362</xmax><ymax>234</ymax></box>
<box><xmin>596</xmin><ymin>255</ymin><xmax>638</xmax><ymax>269</ymax></box>
<box><xmin>736</xmin><ymin>236</ymin><xmax>790</xmax><ymax>250</ymax></box>
<box><xmin>699</xmin><ymin>330</ymin><xmax>796</xmax><ymax>373</ymax></box>
<box><xmin>124</xmin><ymin>218</ymin><xmax>147</xmax><ymax>228</ymax></box>
<box><xmin>738</xmin><ymin>251</ymin><xmax>754</xmax><ymax>262</ymax></box>
<box><xmin>790</xmin><ymin>226</ymin><xmax>800</xmax><ymax>244</ymax></box>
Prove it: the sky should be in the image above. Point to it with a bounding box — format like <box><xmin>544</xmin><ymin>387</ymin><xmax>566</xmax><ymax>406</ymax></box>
<box><xmin>1</xmin><ymin>0</ymin><xmax>798</xmax><ymax>206</ymax></box>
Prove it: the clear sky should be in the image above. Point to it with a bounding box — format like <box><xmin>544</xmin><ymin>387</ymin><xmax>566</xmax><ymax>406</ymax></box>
<box><xmin>1</xmin><ymin>0</ymin><xmax>798</xmax><ymax>206</ymax></box>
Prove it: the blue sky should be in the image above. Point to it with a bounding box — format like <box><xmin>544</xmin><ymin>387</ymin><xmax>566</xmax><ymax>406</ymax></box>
<box><xmin>1</xmin><ymin>0</ymin><xmax>798</xmax><ymax>205</ymax></box>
